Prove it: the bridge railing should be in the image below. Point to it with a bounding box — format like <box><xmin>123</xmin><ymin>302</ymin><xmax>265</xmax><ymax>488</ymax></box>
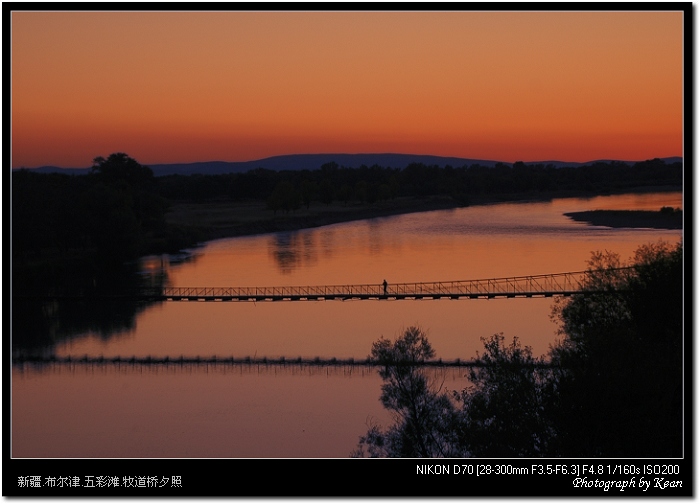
<box><xmin>158</xmin><ymin>268</ymin><xmax>633</xmax><ymax>299</ymax></box>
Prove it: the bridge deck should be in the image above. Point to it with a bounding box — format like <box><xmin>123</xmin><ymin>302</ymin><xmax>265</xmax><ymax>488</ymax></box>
<box><xmin>17</xmin><ymin>268</ymin><xmax>632</xmax><ymax>301</ymax></box>
<box><xmin>155</xmin><ymin>292</ymin><xmax>580</xmax><ymax>302</ymax></box>
<box><xmin>153</xmin><ymin>270</ymin><xmax>603</xmax><ymax>301</ymax></box>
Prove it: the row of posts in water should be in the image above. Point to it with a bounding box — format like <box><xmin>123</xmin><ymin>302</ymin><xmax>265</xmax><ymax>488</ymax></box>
<box><xmin>12</xmin><ymin>354</ymin><xmax>555</xmax><ymax>371</ymax></box>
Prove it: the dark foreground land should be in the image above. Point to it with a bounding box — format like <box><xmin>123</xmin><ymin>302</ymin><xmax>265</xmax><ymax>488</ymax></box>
<box><xmin>564</xmin><ymin>208</ymin><xmax>682</xmax><ymax>230</ymax></box>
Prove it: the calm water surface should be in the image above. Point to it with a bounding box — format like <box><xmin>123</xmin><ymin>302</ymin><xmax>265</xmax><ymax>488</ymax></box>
<box><xmin>12</xmin><ymin>191</ymin><xmax>683</xmax><ymax>457</ymax></box>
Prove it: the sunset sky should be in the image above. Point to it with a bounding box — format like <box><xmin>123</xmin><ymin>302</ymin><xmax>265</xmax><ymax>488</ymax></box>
<box><xmin>11</xmin><ymin>10</ymin><xmax>684</xmax><ymax>169</ymax></box>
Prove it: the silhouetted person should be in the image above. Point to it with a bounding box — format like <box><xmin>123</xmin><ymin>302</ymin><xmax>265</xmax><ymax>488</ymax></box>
<box><xmin>383</xmin><ymin>279</ymin><xmax>388</xmax><ymax>295</ymax></box>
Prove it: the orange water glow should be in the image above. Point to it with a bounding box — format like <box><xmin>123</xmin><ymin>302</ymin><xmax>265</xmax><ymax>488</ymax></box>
<box><xmin>53</xmin><ymin>192</ymin><xmax>683</xmax><ymax>362</ymax></box>
<box><xmin>13</xmin><ymin>192</ymin><xmax>683</xmax><ymax>458</ymax></box>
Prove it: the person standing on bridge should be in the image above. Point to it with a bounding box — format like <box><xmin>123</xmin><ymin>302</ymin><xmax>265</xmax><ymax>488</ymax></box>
<box><xmin>383</xmin><ymin>279</ymin><xmax>388</xmax><ymax>295</ymax></box>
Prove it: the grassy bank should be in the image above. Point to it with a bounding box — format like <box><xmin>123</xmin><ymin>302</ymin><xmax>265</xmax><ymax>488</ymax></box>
<box><xmin>164</xmin><ymin>195</ymin><xmax>462</xmax><ymax>241</ymax></box>
<box><xmin>164</xmin><ymin>185</ymin><xmax>683</xmax><ymax>245</ymax></box>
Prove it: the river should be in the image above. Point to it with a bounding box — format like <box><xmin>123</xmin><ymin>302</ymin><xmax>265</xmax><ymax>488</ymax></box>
<box><xmin>12</xmin><ymin>191</ymin><xmax>683</xmax><ymax>458</ymax></box>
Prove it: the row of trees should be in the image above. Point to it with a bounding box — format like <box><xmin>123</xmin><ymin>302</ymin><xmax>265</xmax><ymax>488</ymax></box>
<box><xmin>13</xmin><ymin>154</ymin><xmax>179</xmax><ymax>351</ymax></box>
<box><xmin>13</xmin><ymin>153</ymin><xmax>189</xmax><ymax>272</ymax></box>
<box><xmin>13</xmin><ymin>153</ymin><xmax>194</xmax><ymax>305</ymax></box>
<box><xmin>353</xmin><ymin>241</ymin><xmax>683</xmax><ymax>458</ymax></box>
<box><xmin>11</xmin><ymin>152</ymin><xmax>683</xmax><ymax>286</ymax></box>
<box><xmin>153</xmin><ymin>158</ymin><xmax>682</xmax><ymax>207</ymax></box>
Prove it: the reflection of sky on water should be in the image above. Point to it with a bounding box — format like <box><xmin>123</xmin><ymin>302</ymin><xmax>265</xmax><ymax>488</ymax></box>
<box><xmin>12</xmin><ymin>364</ymin><xmax>395</xmax><ymax>458</ymax></box>
<box><xmin>386</xmin><ymin>193</ymin><xmax>683</xmax><ymax>238</ymax></box>
<box><xmin>51</xmin><ymin>191</ymin><xmax>682</xmax><ymax>362</ymax></box>
<box><xmin>12</xmin><ymin>357</ymin><xmax>468</xmax><ymax>457</ymax></box>
<box><xmin>14</xmin><ymin>191</ymin><xmax>684</xmax><ymax>458</ymax></box>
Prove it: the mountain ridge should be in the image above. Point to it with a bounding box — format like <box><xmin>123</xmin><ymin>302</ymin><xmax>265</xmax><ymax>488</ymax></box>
<box><xmin>14</xmin><ymin>153</ymin><xmax>683</xmax><ymax>177</ymax></box>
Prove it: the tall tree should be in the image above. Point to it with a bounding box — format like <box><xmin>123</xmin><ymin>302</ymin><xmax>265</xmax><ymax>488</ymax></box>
<box><xmin>355</xmin><ymin>241</ymin><xmax>683</xmax><ymax>458</ymax></box>
<box><xmin>353</xmin><ymin>327</ymin><xmax>461</xmax><ymax>458</ymax></box>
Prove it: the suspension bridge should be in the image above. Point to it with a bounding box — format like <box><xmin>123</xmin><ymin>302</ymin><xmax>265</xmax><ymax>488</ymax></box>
<box><xmin>16</xmin><ymin>268</ymin><xmax>630</xmax><ymax>302</ymax></box>
<box><xmin>13</xmin><ymin>268</ymin><xmax>630</xmax><ymax>367</ymax></box>
<box><xmin>150</xmin><ymin>269</ymin><xmax>626</xmax><ymax>302</ymax></box>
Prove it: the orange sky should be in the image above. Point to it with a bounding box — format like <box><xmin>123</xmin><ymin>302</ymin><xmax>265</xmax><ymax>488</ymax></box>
<box><xmin>11</xmin><ymin>10</ymin><xmax>684</xmax><ymax>168</ymax></box>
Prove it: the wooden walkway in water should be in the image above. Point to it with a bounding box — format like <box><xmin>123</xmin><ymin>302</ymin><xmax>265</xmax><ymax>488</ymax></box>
<box><xmin>12</xmin><ymin>354</ymin><xmax>555</xmax><ymax>369</ymax></box>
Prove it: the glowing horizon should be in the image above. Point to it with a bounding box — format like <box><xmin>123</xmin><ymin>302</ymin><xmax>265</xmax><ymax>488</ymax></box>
<box><xmin>11</xmin><ymin>10</ymin><xmax>684</xmax><ymax>169</ymax></box>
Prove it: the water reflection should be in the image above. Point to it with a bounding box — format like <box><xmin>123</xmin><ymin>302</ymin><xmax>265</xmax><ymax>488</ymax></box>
<box><xmin>256</xmin><ymin>192</ymin><xmax>684</xmax><ymax>278</ymax></box>
<box><xmin>139</xmin><ymin>251</ymin><xmax>199</xmax><ymax>287</ymax></box>
<box><xmin>319</xmin><ymin>228</ymin><xmax>336</xmax><ymax>260</ymax></box>
<box><xmin>11</xmin><ymin>191</ymin><xmax>684</xmax><ymax>458</ymax></box>
<box><xmin>367</xmin><ymin>219</ymin><xmax>384</xmax><ymax>255</ymax></box>
<box><xmin>40</xmin><ymin>192</ymin><xmax>683</xmax><ymax>364</ymax></box>
<box><xmin>268</xmin><ymin>231</ymin><xmax>320</xmax><ymax>274</ymax></box>
<box><xmin>12</xmin><ymin>254</ymin><xmax>180</xmax><ymax>357</ymax></box>
<box><xmin>267</xmin><ymin>218</ymin><xmax>407</xmax><ymax>275</ymax></box>
<box><xmin>12</xmin><ymin>364</ymin><xmax>402</xmax><ymax>458</ymax></box>
<box><xmin>13</xmin><ymin>297</ymin><xmax>158</xmax><ymax>358</ymax></box>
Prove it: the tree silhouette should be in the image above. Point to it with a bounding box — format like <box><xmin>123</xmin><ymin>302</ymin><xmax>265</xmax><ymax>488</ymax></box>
<box><xmin>352</xmin><ymin>327</ymin><xmax>461</xmax><ymax>457</ymax></box>
<box><xmin>91</xmin><ymin>152</ymin><xmax>154</xmax><ymax>189</ymax></box>
<box><xmin>267</xmin><ymin>180</ymin><xmax>301</xmax><ymax>214</ymax></box>
<box><xmin>548</xmin><ymin>240</ymin><xmax>683</xmax><ymax>457</ymax></box>
<box><xmin>456</xmin><ymin>333</ymin><xmax>553</xmax><ymax>457</ymax></box>
<box><xmin>355</xmin><ymin>241</ymin><xmax>683</xmax><ymax>457</ymax></box>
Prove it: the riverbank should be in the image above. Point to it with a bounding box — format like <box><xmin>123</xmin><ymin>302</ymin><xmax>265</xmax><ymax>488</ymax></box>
<box><xmin>164</xmin><ymin>185</ymin><xmax>683</xmax><ymax>245</ymax></box>
<box><xmin>564</xmin><ymin>209</ymin><xmax>682</xmax><ymax>229</ymax></box>
<box><xmin>164</xmin><ymin>195</ymin><xmax>460</xmax><ymax>241</ymax></box>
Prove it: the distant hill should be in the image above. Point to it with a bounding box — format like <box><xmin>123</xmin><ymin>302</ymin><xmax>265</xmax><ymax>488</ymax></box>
<box><xmin>14</xmin><ymin>154</ymin><xmax>683</xmax><ymax>177</ymax></box>
<box><xmin>149</xmin><ymin>153</ymin><xmax>506</xmax><ymax>175</ymax></box>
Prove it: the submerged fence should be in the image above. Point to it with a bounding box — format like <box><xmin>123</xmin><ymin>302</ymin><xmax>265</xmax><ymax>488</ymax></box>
<box><xmin>12</xmin><ymin>354</ymin><xmax>555</xmax><ymax>369</ymax></box>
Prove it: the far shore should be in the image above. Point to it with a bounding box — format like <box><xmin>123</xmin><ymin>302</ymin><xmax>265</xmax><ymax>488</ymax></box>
<box><xmin>164</xmin><ymin>185</ymin><xmax>682</xmax><ymax>248</ymax></box>
<box><xmin>564</xmin><ymin>209</ymin><xmax>682</xmax><ymax>230</ymax></box>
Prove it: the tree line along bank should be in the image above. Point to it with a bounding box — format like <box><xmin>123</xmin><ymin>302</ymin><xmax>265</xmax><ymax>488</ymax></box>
<box><xmin>13</xmin><ymin>154</ymin><xmax>682</xmax><ymax>272</ymax></box>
